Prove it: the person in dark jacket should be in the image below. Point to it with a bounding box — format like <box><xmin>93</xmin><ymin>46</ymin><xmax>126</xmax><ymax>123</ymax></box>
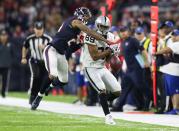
<box><xmin>0</xmin><ymin>29</ymin><xmax>12</xmax><ymax>98</ymax></box>
<box><xmin>111</xmin><ymin>26</ymin><xmax>150</xmax><ymax>111</ymax></box>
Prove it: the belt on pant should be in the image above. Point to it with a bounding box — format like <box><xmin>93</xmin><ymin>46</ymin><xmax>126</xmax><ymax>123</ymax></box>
<box><xmin>30</xmin><ymin>58</ymin><xmax>44</xmax><ymax>64</ymax></box>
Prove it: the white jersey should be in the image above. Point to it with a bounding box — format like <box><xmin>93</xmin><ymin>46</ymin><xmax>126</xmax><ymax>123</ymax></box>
<box><xmin>82</xmin><ymin>32</ymin><xmax>116</xmax><ymax>68</ymax></box>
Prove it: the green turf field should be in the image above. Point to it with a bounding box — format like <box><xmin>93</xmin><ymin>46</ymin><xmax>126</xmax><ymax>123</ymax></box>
<box><xmin>0</xmin><ymin>105</ymin><xmax>178</xmax><ymax>131</ymax></box>
<box><xmin>8</xmin><ymin>92</ymin><xmax>77</xmax><ymax>103</ymax></box>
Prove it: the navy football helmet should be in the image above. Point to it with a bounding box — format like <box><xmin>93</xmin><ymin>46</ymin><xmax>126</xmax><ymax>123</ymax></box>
<box><xmin>74</xmin><ymin>7</ymin><xmax>92</xmax><ymax>24</ymax></box>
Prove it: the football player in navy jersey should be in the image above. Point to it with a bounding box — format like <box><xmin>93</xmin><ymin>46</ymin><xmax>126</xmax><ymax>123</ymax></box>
<box><xmin>31</xmin><ymin>7</ymin><xmax>115</xmax><ymax>110</ymax></box>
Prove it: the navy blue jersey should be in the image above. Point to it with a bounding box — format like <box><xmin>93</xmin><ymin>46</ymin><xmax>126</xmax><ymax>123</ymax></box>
<box><xmin>121</xmin><ymin>37</ymin><xmax>144</xmax><ymax>70</ymax></box>
<box><xmin>50</xmin><ymin>16</ymin><xmax>81</xmax><ymax>54</ymax></box>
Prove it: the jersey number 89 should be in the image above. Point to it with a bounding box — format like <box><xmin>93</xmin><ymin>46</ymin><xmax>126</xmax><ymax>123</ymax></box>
<box><xmin>85</xmin><ymin>35</ymin><xmax>95</xmax><ymax>43</ymax></box>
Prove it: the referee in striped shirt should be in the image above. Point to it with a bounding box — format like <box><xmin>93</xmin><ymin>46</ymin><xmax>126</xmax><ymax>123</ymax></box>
<box><xmin>21</xmin><ymin>21</ymin><xmax>52</xmax><ymax>104</ymax></box>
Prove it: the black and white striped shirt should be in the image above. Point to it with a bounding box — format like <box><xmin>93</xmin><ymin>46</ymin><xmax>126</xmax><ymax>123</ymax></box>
<box><xmin>23</xmin><ymin>34</ymin><xmax>52</xmax><ymax>60</ymax></box>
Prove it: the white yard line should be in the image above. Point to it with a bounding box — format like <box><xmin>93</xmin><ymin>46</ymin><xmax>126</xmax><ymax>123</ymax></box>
<box><xmin>0</xmin><ymin>97</ymin><xmax>179</xmax><ymax>128</ymax></box>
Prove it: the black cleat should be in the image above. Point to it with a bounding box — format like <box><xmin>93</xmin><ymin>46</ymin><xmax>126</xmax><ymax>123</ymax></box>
<box><xmin>45</xmin><ymin>86</ymin><xmax>53</xmax><ymax>96</ymax></box>
<box><xmin>29</xmin><ymin>95</ymin><xmax>36</xmax><ymax>105</ymax></box>
<box><xmin>1</xmin><ymin>92</ymin><xmax>6</xmax><ymax>98</ymax></box>
<box><xmin>155</xmin><ymin>109</ymin><xmax>164</xmax><ymax>114</ymax></box>
<box><xmin>110</xmin><ymin>107</ymin><xmax>122</xmax><ymax>112</ymax></box>
<box><xmin>31</xmin><ymin>96</ymin><xmax>43</xmax><ymax>110</ymax></box>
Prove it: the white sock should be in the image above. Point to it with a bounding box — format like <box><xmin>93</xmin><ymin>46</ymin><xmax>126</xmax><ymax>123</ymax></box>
<box><xmin>38</xmin><ymin>92</ymin><xmax>44</xmax><ymax>97</ymax></box>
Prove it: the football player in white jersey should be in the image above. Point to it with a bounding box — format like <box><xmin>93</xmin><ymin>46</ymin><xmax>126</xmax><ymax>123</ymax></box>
<box><xmin>82</xmin><ymin>16</ymin><xmax>121</xmax><ymax>125</ymax></box>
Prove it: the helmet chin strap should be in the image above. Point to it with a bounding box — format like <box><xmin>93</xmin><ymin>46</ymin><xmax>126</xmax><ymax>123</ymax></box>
<box><xmin>103</xmin><ymin>30</ymin><xmax>108</xmax><ymax>35</ymax></box>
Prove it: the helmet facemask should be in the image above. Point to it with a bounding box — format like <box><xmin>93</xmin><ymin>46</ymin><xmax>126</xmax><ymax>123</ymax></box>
<box><xmin>97</xmin><ymin>24</ymin><xmax>110</xmax><ymax>35</ymax></box>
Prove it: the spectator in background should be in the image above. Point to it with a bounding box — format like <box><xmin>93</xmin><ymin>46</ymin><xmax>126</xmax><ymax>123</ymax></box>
<box><xmin>0</xmin><ymin>29</ymin><xmax>12</xmax><ymax>97</ymax></box>
<box><xmin>135</xmin><ymin>27</ymin><xmax>152</xmax><ymax>64</ymax></box>
<box><xmin>111</xmin><ymin>26</ymin><xmax>150</xmax><ymax>111</ymax></box>
<box><xmin>156</xmin><ymin>21</ymin><xmax>174</xmax><ymax>113</ymax></box>
<box><xmin>134</xmin><ymin>27</ymin><xmax>152</xmax><ymax>106</ymax></box>
<box><xmin>158</xmin><ymin>21</ymin><xmax>174</xmax><ymax>50</ymax></box>
<box><xmin>13</xmin><ymin>25</ymin><xmax>25</xmax><ymax>38</ymax></box>
<box><xmin>24</xmin><ymin>1</ymin><xmax>37</xmax><ymax>25</ymax></box>
<box><xmin>0</xmin><ymin>6</ymin><xmax>7</xmax><ymax>30</ymax></box>
<box><xmin>155</xmin><ymin>29</ymin><xmax>179</xmax><ymax>115</ymax></box>
<box><xmin>129</xmin><ymin>19</ymin><xmax>141</xmax><ymax>35</ymax></box>
<box><xmin>73</xmin><ymin>51</ymin><xmax>86</xmax><ymax>105</ymax></box>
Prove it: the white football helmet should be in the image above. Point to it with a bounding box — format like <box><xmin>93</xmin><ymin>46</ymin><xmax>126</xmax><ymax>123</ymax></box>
<box><xmin>95</xmin><ymin>16</ymin><xmax>111</xmax><ymax>35</ymax></box>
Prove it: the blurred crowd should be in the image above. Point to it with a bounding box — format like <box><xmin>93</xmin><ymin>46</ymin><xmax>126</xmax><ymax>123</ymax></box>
<box><xmin>0</xmin><ymin>0</ymin><xmax>105</xmax><ymax>36</ymax></box>
<box><xmin>0</xmin><ymin>0</ymin><xmax>179</xmax><ymax>36</ymax></box>
<box><xmin>0</xmin><ymin>0</ymin><xmax>179</xmax><ymax>114</ymax></box>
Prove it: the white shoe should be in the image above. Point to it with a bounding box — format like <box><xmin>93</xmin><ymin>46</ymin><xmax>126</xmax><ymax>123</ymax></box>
<box><xmin>123</xmin><ymin>104</ymin><xmax>137</xmax><ymax>112</ymax></box>
<box><xmin>105</xmin><ymin>114</ymin><xmax>116</xmax><ymax>125</ymax></box>
<box><xmin>73</xmin><ymin>100</ymin><xmax>84</xmax><ymax>105</ymax></box>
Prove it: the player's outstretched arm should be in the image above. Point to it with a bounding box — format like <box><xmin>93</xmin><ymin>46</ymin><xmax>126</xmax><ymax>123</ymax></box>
<box><xmin>72</xmin><ymin>20</ymin><xmax>111</xmax><ymax>44</ymax></box>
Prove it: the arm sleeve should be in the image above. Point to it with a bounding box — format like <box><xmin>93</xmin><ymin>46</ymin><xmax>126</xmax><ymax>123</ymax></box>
<box><xmin>134</xmin><ymin>38</ymin><xmax>144</xmax><ymax>51</ymax></box>
<box><xmin>23</xmin><ymin>39</ymin><xmax>29</xmax><ymax>48</ymax></box>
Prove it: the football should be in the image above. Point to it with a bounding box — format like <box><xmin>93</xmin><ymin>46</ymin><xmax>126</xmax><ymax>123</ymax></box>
<box><xmin>109</xmin><ymin>55</ymin><xmax>122</xmax><ymax>72</ymax></box>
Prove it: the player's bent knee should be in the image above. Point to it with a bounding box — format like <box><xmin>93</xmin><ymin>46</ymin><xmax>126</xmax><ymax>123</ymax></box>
<box><xmin>99</xmin><ymin>89</ymin><xmax>106</xmax><ymax>94</ymax></box>
<box><xmin>112</xmin><ymin>91</ymin><xmax>120</xmax><ymax>97</ymax></box>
